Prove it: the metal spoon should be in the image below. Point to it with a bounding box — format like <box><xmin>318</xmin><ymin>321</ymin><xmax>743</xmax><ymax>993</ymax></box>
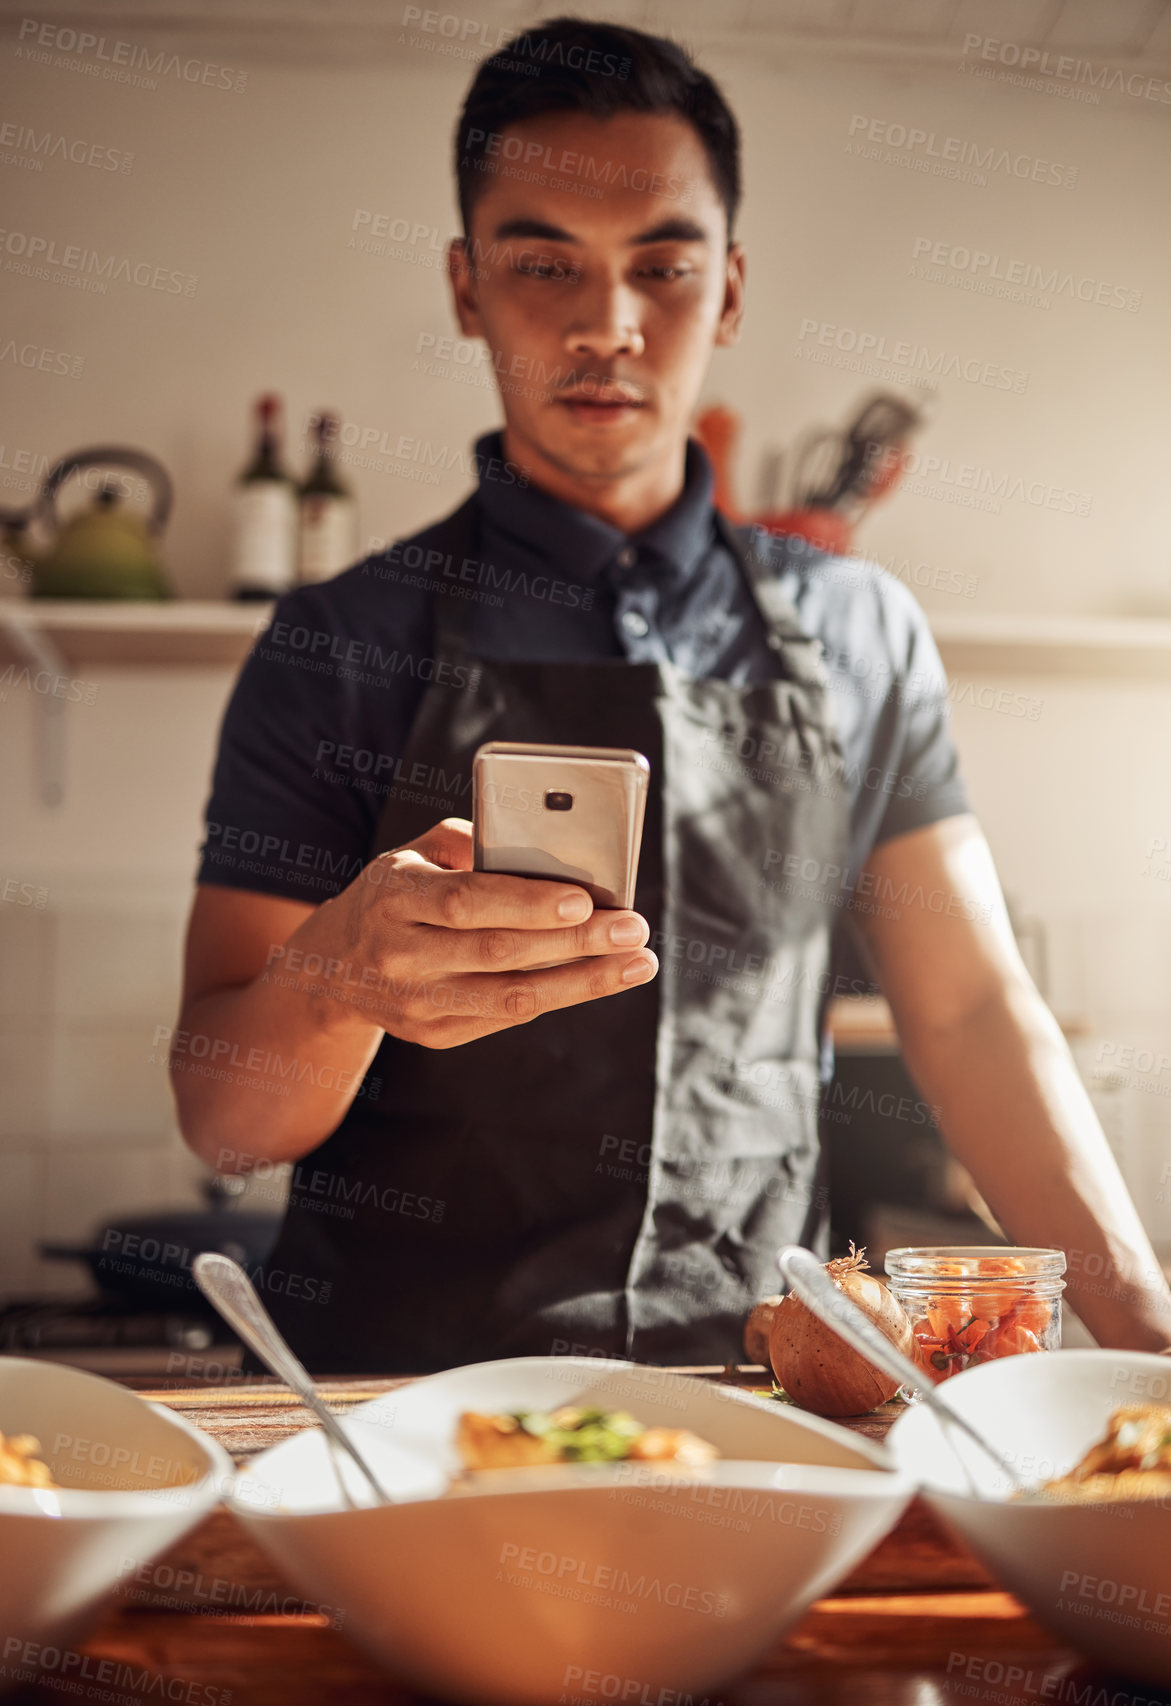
<box><xmin>776</xmin><ymin>1244</ymin><xmax>1031</xmax><ymax>1496</ymax></box>
<box><xmin>192</xmin><ymin>1251</ymin><xmax>390</xmax><ymax>1509</ymax></box>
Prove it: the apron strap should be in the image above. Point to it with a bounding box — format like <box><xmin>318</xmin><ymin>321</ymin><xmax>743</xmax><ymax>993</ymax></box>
<box><xmin>426</xmin><ymin>493</ymin><xmax>481</xmax><ymax>653</ymax></box>
<box><xmin>715</xmin><ymin>511</ymin><xmax>831</xmax><ymax>692</ymax></box>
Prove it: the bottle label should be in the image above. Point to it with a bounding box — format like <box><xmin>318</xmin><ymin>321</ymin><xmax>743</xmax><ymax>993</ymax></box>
<box><xmin>298</xmin><ymin>494</ymin><xmax>358</xmax><ymax>583</ymax></box>
<box><xmin>230</xmin><ymin>483</ymin><xmax>297</xmax><ymax>594</ymax></box>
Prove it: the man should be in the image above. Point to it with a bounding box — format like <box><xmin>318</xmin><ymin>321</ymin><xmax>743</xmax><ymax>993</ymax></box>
<box><xmin>176</xmin><ymin>18</ymin><xmax>1171</xmax><ymax>1372</ymax></box>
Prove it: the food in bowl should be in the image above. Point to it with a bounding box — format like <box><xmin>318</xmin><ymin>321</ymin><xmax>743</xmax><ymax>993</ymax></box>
<box><xmin>886</xmin><ymin>1350</ymin><xmax>1171</xmax><ymax>1687</ymax></box>
<box><xmin>0</xmin><ymin>1356</ymin><xmax>234</xmax><ymax>1667</ymax></box>
<box><xmin>456</xmin><ymin>1407</ymin><xmax>719</xmax><ymax>1469</ymax></box>
<box><xmin>232</xmin><ymin>1355</ymin><xmax>913</xmax><ymax>1706</ymax></box>
<box><xmin>1035</xmin><ymin>1403</ymin><xmax>1171</xmax><ymax>1503</ymax></box>
<box><xmin>0</xmin><ymin>1431</ymin><xmax>55</xmax><ymax>1488</ymax></box>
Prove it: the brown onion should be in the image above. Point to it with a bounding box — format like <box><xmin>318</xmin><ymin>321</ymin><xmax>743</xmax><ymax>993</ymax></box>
<box><xmin>768</xmin><ymin>1245</ymin><xmax>916</xmax><ymax>1417</ymax></box>
<box><xmin>743</xmin><ymin>1296</ymin><xmax>784</xmax><ymax>1366</ymax></box>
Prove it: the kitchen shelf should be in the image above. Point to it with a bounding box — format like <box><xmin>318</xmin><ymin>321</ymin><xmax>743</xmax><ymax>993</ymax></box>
<box><xmin>828</xmin><ymin>996</ymin><xmax>899</xmax><ymax>1054</ymax></box>
<box><xmin>0</xmin><ymin>600</ymin><xmax>272</xmax><ymax>668</ymax></box>
<box><xmin>5</xmin><ymin>602</ymin><xmax>1171</xmax><ymax>807</ymax></box>
<box><xmin>5</xmin><ymin>603</ymin><xmax>1171</xmax><ymax>674</ymax></box>
<box><xmin>928</xmin><ymin>612</ymin><xmax>1171</xmax><ymax>679</ymax></box>
<box><xmin>829</xmin><ymin>995</ymin><xmax>1088</xmax><ymax>1054</ymax></box>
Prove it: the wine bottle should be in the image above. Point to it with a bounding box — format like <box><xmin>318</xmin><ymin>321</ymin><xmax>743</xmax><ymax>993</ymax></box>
<box><xmin>297</xmin><ymin>411</ymin><xmax>357</xmax><ymax>583</ymax></box>
<box><xmin>227</xmin><ymin>394</ymin><xmax>297</xmax><ymax>600</ymax></box>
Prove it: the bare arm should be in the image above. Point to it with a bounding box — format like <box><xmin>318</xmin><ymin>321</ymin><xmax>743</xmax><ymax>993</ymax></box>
<box><xmin>852</xmin><ymin>814</ymin><xmax>1171</xmax><ymax>1353</ymax></box>
<box><xmin>172</xmin><ymin>818</ymin><xmax>657</xmax><ymax>1174</ymax></box>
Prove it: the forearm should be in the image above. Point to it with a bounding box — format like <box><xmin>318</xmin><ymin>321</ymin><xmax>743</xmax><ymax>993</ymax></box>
<box><xmin>172</xmin><ymin>904</ymin><xmax>384</xmax><ymax>1170</ymax></box>
<box><xmin>895</xmin><ymin>980</ymin><xmax>1171</xmax><ymax>1352</ymax></box>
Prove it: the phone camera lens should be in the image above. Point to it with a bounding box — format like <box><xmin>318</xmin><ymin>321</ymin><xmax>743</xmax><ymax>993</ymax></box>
<box><xmin>544</xmin><ymin>790</ymin><xmax>574</xmax><ymax>812</ymax></box>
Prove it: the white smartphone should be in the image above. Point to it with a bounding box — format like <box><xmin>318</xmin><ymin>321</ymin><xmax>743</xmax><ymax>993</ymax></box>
<box><xmin>472</xmin><ymin>742</ymin><xmax>650</xmax><ymax>909</ymax></box>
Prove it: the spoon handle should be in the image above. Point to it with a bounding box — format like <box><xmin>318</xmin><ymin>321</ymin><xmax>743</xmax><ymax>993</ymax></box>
<box><xmin>192</xmin><ymin>1251</ymin><xmax>390</xmax><ymax>1506</ymax></box>
<box><xmin>776</xmin><ymin>1245</ymin><xmax>1028</xmax><ymax>1494</ymax></box>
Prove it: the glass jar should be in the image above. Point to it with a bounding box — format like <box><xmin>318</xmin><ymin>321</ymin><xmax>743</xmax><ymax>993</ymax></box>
<box><xmin>885</xmin><ymin>1246</ymin><xmax>1065</xmax><ymax>1382</ymax></box>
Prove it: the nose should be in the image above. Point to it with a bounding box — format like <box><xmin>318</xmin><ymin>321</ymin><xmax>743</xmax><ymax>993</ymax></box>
<box><xmin>564</xmin><ymin>279</ymin><xmax>646</xmax><ymax>362</ymax></box>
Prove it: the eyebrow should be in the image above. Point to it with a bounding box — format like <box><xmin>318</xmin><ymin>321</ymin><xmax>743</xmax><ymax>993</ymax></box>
<box><xmin>491</xmin><ymin>215</ymin><xmax>710</xmax><ymax>246</ymax></box>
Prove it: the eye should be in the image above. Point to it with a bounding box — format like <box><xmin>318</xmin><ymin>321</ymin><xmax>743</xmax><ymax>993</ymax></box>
<box><xmin>635</xmin><ymin>265</ymin><xmax>692</xmax><ymax>281</ymax></box>
<box><xmin>514</xmin><ymin>256</ymin><xmax>579</xmax><ymax>282</ymax></box>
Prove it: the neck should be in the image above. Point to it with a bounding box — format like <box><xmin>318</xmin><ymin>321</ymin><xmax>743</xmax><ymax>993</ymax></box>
<box><xmin>500</xmin><ymin>422</ymin><xmax>688</xmax><ymax>535</ymax></box>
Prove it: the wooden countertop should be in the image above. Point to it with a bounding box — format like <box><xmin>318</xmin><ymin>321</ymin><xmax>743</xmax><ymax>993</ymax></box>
<box><xmin>54</xmin><ymin>1369</ymin><xmax>1107</xmax><ymax>1706</ymax></box>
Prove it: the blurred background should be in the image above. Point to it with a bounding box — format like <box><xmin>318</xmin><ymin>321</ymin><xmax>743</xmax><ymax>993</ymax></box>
<box><xmin>2</xmin><ymin>0</ymin><xmax>1170</xmax><ymax>1367</ymax></box>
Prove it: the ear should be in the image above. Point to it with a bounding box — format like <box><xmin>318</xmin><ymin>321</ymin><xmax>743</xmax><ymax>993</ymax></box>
<box><xmin>715</xmin><ymin>243</ymin><xmax>746</xmax><ymax>349</ymax></box>
<box><xmin>447</xmin><ymin>236</ymin><xmax>485</xmax><ymax>339</ymax></box>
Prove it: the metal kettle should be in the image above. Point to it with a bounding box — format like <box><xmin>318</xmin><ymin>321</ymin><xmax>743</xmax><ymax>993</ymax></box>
<box><xmin>4</xmin><ymin>447</ymin><xmax>173</xmax><ymax>599</ymax></box>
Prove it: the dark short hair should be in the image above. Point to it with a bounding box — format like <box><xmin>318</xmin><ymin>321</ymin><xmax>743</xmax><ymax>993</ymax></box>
<box><xmin>454</xmin><ymin>16</ymin><xmax>741</xmax><ymax>239</ymax></box>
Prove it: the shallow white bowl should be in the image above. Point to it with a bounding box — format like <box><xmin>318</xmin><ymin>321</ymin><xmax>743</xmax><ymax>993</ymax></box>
<box><xmin>0</xmin><ymin>1355</ymin><xmax>233</xmax><ymax>1669</ymax></box>
<box><xmin>231</xmin><ymin>1355</ymin><xmax>912</xmax><ymax>1705</ymax></box>
<box><xmin>888</xmin><ymin>1349</ymin><xmax>1171</xmax><ymax>1685</ymax></box>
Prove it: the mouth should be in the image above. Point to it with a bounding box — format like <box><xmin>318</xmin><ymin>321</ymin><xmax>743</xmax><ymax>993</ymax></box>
<box><xmin>556</xmin><ymin>386</ymin><xmax>646</xmax><ymax>426</ymax></box>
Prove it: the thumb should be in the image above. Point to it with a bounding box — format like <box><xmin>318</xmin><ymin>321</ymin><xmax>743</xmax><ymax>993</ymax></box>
<box><xmin>408</xmin><ymin>816</ymin><xmax>475</xmax><ymax>871</ymax></box>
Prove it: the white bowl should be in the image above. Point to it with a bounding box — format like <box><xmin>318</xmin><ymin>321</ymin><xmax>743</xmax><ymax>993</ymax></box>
<box><xmin>232</xmin><ymin>1355</ymin><xmax>912</xmax><ymax>1705</ymax></box>
<box><xmin>0</xmin><ymin>1355</ymin><xmax>233</xmax><ymax>1667</ymax></box>
<box><xmin>888</xmin><ymin>1349</ymin><xmax>1171</xmax><ymax>1685</ymax></box>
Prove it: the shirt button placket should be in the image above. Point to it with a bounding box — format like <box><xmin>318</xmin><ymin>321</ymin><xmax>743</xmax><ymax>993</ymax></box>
<box><xmin>613</xmin><ymin>542</ymin><xmax>650</xmax><ymax>654</ymax></box>
<box><xmin>613</xmin><ymin>542</ymin><xmax>658</xmax><ymax>657</ymax></box>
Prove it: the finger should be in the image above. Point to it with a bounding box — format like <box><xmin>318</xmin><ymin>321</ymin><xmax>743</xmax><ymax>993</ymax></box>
<box><xmin>403</xmin><ymin>816</ymin><xmax>474</xmax><ymax>872</ymax></box>
<box><xmin>419</xmin><ymin>949</ymin><xmax>659</xmax><ymax>1032</ymax></box>
<box><xmin>404</xmin><ymin>863</ymin><xmax>598</xmax><ymax>932</ymax></box>
<box><xmin>421</xmin><ymin>910</ymin><xmax>650</xmax><ymax>975</ymax></box>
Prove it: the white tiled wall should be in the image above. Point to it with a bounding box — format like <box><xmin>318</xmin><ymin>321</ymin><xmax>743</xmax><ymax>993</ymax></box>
<box><xmin>0</xmin><ymin>665</ymin><xmax>292</xmax><ymax>1305</ymax></box>
<box><xmin>0</xmin><ymin>886</ymin><xmax>213</xmax><ymax>1298</ymax></box>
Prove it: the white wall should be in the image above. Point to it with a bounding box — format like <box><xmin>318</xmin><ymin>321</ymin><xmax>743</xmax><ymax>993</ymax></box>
<box><xmin>3</xmin><ymin>7</ymin><xmax>1171</xmax><ymax>1296</ymax></box>
<box><xmin>3</xmin><ymin>25</ymin><xmax>1169</xmax><ymax>607</ymax></box>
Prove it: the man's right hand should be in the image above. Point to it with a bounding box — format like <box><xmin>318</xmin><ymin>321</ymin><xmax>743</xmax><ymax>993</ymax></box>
<box><xmin>173</xmin><ymin>817</ymin><xmax>658</xmax><ymax>1167</ymax></box>
<box><xmin>300</xmin><ymin>817</ymin><xmax>658</xmax><ymax>1049</ymax></box>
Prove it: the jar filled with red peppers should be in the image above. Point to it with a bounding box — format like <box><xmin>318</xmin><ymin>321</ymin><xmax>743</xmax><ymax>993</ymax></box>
<box><xmin>884</xmin><ymin>1246</ymin><xmax>1065</xmax><ymax>1382</ymax></box>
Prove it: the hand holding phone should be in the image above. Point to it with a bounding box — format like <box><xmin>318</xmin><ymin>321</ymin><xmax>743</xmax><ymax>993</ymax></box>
<box><xmin>473</xmin><ymin>742</ymin><xmax>650</xmax><ymax>909</ymax></box>
<box><xmin>326</xmin><ymin>816</ymin><xmax>657</xmax><ymax>1051</ymax></box>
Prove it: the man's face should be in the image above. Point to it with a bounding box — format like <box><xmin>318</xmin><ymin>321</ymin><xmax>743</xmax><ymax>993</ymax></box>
<box><xmin>449</xmin><ymin>109</ymin><xmax>745</xmax><ymax>488</ymax></box>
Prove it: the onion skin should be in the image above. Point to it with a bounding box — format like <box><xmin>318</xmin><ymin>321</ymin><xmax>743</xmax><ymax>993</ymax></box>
<box><xmin>744</xmin><ymin>1296</ymin><xmax>784</xmax><ymax>1365</ymax></box>
<box><xmin>768</xmin><ymin>1255</ymin><xmax>917</xmax><ymax>1417</ymax></box>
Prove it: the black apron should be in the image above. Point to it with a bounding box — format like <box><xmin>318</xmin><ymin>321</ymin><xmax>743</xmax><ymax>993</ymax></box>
<box><xmin>256</xmin><ymin>496</ymin><xmax>849</xmax><ymax>1372</ymax></box>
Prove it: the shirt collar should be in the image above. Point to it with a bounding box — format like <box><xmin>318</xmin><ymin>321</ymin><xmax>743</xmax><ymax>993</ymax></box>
<box><xmin>473</xmin><ymin>429</ymin><xmax>718</xmax><ymax>584</ymax></box>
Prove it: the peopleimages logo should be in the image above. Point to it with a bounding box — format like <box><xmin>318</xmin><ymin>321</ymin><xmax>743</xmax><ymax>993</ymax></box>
<box><xmin>0</xmin><ymin>340</ymin><xmax>84</xmax><ymax>379</ymax></box>
<box><xmin>1</xmin><ymin>1637</ymin><xmax>233</xmax><ymax>1704</ymax></box>
<box><xmin>961</xmin><ymin>33</ymin><xmax>1171</xmax><ymax>105</ymax></box>
<box><xmin>15</xmin><ymin>17</ymin><xmax>248</xmax><ymax>92</ymax></box>
<box><xmin>846</xmin><ymin>114</ymin><xmax>1078</xmax><ymax>189</ymax></box>
<box><xmin>867</xmin><ymin>443</ymin><xmax>1092</xmax><ymax>518</ymax></box>
<box><xmin>400</xmin><ymin>7</ymin><xmax>630</xmax><ymax>79</ymax></box>
<box><xmin>0</xmin><ymin>228</ymin><xmax>197</xmax><ymax>295</ymax></box>
<box><xmin>0</xmin><ymin>120</ymin><xmax>133</xmax><ymax>174</ymax></box>
<box><xmin>910</xmin><ymin>239</ymin><xmax>1142</xmax><ymax>313</ymax></box>
<box><xmin>795</xmin><ymin>317</ymin><xmax>1029</xmax><ymax>392</ymax></box>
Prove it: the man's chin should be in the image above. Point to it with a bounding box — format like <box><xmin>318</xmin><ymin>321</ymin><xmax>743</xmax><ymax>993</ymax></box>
<box><xmin>538</xmin><ymin>418</ymin><xmax>662</xmax><ymax>481</ymax></box>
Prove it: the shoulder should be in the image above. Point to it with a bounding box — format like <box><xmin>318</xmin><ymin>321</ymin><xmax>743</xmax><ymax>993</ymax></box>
<box><xmin>255</xmin><ymin>498</ymin><xmax>473</xmax><ymax>648</ymax></box>
<box><xmin>748</xmin><ymin>529</ymin><xmax>944</xmax><ymax>692</ymax></box>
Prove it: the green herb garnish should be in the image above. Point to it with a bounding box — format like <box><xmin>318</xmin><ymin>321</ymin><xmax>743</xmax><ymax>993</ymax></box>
<box><xmin>512</xmin><ymin>1408</ymin><xmax>646</xmax><ymax>1462</ymax></box>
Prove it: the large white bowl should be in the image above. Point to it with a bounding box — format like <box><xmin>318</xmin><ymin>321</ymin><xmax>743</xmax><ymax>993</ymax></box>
<box><xmin>231</xmin><ymin>1355</ymin><xmax>912</xmax><ymax>1705</ymax></box>
<box><xmin>888</xmin><ymin>1349</ymin><xmax>1171</xmax><ymax>1685</ymax></box>
<box><xmin>0</xmin><ymin>1356</ymin><xmax>233</xmax><ymax>1667</ymax></box>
